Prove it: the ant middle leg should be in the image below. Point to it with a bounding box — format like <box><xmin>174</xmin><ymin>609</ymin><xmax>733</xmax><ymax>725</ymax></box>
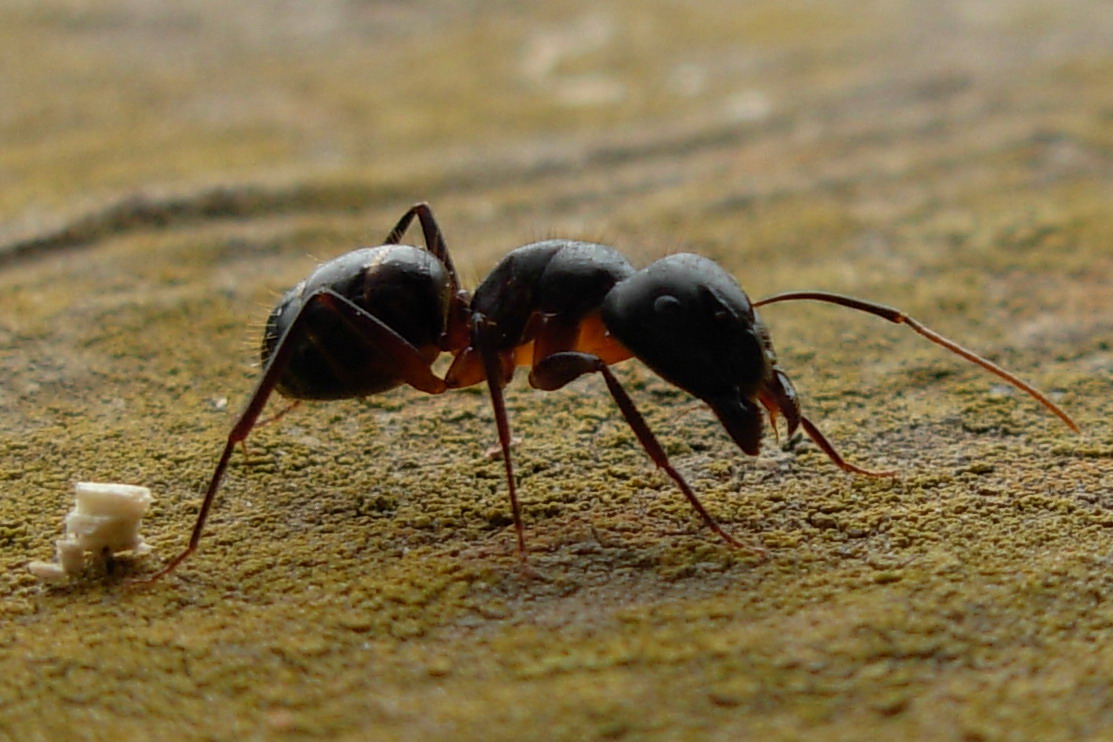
<box><xmin>475</xmin><ymin>336</ymin><xmax>528</xmax><ymax>559</ymax></box>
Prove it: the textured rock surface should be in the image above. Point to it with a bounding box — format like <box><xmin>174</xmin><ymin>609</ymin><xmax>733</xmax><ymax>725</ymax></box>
<box><xmin>1</xmin><ymin>1</ymin><xmax>1110</xmax><ymax>739</ymax></box>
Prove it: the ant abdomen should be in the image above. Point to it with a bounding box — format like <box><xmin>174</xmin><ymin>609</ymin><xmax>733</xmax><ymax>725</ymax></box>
<box><xmin>263</xmin><ymin>245</ymin><xmax>455</xmax><ymax>400</ymax></box>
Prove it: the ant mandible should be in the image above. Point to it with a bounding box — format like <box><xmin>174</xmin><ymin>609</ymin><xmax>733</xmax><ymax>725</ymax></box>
<box><xmin>142</xmin><ymin>203</ymin><xmax>1079</xmax><ymax>580</ymax></box>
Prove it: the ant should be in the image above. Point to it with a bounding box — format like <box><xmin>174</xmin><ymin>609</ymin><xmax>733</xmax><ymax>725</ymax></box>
<box><xmin>141</xmin><ymin>203</ymin><xmax>1079</xmax><ymax>581</ymax></box>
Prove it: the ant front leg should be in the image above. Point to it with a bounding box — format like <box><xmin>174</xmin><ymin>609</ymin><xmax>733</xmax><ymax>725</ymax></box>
<box><xmin>758</xmin><ymin>367</ymin><xmax>892</xmax><ymax>477</ymax></box>
<box><xmin>796</xmin><ymin>415</ymin><xmax>894</xmax><ymax>477</ymax></box>
<box><xmin>138</xmin><ymin>289</ymin><xmax>447</xmax><ymax>583</ymax></box>
<box><xmin>530</xmin><ymin>352</ymin><xmax>766</xmax><ymax>556</ymax></box>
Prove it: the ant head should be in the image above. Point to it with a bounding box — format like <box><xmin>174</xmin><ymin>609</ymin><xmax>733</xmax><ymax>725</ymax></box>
<box><xmin>602</xmin><ymin>253</ymin><xmax>778</xmax><ymax>454</ymax></box>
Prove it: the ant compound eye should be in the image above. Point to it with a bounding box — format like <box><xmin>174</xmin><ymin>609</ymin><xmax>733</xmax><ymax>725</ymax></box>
<box><xmin>652</xmin><ymin>294</ymin><xmax>683</xmax><ymax>317</ymax></box>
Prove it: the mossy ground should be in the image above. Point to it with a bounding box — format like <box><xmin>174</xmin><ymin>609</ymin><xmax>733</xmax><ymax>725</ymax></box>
<box><xmin>1</xmin><ymin>1</ymin><xmax>1111</xmax><ymax>740</ymax></box>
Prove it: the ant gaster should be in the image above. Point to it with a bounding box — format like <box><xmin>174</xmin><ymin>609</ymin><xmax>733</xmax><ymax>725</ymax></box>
<box><xmin>142</xmin><ymin>203</ymin><xmax>1079</xmax><ymax>580</ymax></box>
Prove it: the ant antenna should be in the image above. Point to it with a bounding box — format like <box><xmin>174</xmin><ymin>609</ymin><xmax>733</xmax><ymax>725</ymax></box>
<box><xmin>753</xmin><ymin>291</ymin><xmax>1080</xmax><ymax>433</ymax></box>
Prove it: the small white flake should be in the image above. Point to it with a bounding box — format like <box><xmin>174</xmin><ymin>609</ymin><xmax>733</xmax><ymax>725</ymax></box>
<box><xmin>28</xmin><ymin>482</ymin><xmax>154</xmax><ymax>582</ymax></box>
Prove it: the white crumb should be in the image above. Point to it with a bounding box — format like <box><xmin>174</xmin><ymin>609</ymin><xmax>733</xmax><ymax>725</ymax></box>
<box><xmin>29</xmin><ymin>482</ymin><xmax>154</xmax><ymax>582</ymax></box>
<box><xmin>27</xmin><ymin>561</ymin><xmax>68</xmax><ymax>582</ymax></box>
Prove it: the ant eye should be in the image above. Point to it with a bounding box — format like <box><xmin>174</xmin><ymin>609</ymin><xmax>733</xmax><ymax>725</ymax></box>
<box><xmin>653</xmin><ymin>294</ymin><xmax>682</xmax><ymax>316</ymax></box>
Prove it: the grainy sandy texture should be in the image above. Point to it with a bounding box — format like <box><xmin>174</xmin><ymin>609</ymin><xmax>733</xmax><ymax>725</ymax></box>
<box><xmin>1</xmin><ymin>1</ymin><xmax>1111</xmax><ymax>740</ymax></box>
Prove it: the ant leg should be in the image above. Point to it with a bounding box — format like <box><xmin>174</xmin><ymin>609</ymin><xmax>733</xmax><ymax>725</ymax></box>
<box><xmin>753</xmin><ymin>291</ymin><xmax>1080</xmax><ymax>433</ymax></box>
<box><xmin>382</xmin><ymin>203</ymin><xmax>470</xmax><ymax>351</ymax></box>
<box><xmin>238</xmin><ymin>400</ymin><xmax>301</xmax><ymax>461</ymax></box>
<box><xmin>255</xmin><ymin>400</ymin><xmax>302</xmax><ymax>430</ymax></box>
<box><xmin>798</xmin><ymin>415</ymin><xmax>895</xmax><ymax>477</ymax></box>
<box><xmin>136</xmin><ymin>289</ymin><xmax>447</xmax><ymax>583</ymax></box>
<box><xmin>314</xmin><ymin>290</ymin><xmax>448</xmax><ymax>394</ymax></box>
<box><xmin>474</xmin><ymin>334</ymin><xmax>527</xmax><ymax>558</ymax></box>
<box><xmin>382</xmin><ymin>203</ymin><xmax>461</xmax><ymax>294</ymax></box>
<box><xmin>530</xmin><ymin>352</ymin><xmax>766</xmax><ymax>555</ymax></box>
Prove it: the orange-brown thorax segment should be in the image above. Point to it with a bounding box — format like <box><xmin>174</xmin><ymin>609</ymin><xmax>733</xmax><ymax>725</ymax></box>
<box><xmin>445</xmin><ymin>310</ymin><xmax>632</xmax><ymax>390</ymax></box>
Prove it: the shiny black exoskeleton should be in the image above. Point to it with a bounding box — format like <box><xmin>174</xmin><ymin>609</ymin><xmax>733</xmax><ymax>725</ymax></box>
<box><xmin>144</xmin><ymin>203</ymin><xmax>1079</xmax><ymax>580</ymax></box>
<box><xmin>602</xmin><ymin>253</ymin><xmax>800</xmax><ymax>457</ymax></box>
<box><xmin>145</xmin><ymin>204</ymin><xmax>470</xmax><ymax>579</ymax></box>
<box><xmin>262</xmin><ymin>244</ymin><xmax>455</xmax><ymax>399</ymax></box>
<box><xmin>442</xmin><ymin>241</ymin><xmax>1076</xmax><ymax>558</ymax></box>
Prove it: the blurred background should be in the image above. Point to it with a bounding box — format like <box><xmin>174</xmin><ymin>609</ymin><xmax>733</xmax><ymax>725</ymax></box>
<box><xmin>6</xmin><ymin>0</ymin><xmax>1111</xmax><ymax>264</ymax></box>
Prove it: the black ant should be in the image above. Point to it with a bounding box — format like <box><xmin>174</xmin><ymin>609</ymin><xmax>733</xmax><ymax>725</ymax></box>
<box><xmin>141</xmin><ymin>203</ymin><xmax>1079</xmax><ymax>580</ymax></box>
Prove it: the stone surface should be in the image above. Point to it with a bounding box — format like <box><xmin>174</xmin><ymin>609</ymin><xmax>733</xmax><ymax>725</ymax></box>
<box><xmin>1</xmin><ymin>1</ymin><xmax>1111</xmax><ymax>740</ymax></box>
